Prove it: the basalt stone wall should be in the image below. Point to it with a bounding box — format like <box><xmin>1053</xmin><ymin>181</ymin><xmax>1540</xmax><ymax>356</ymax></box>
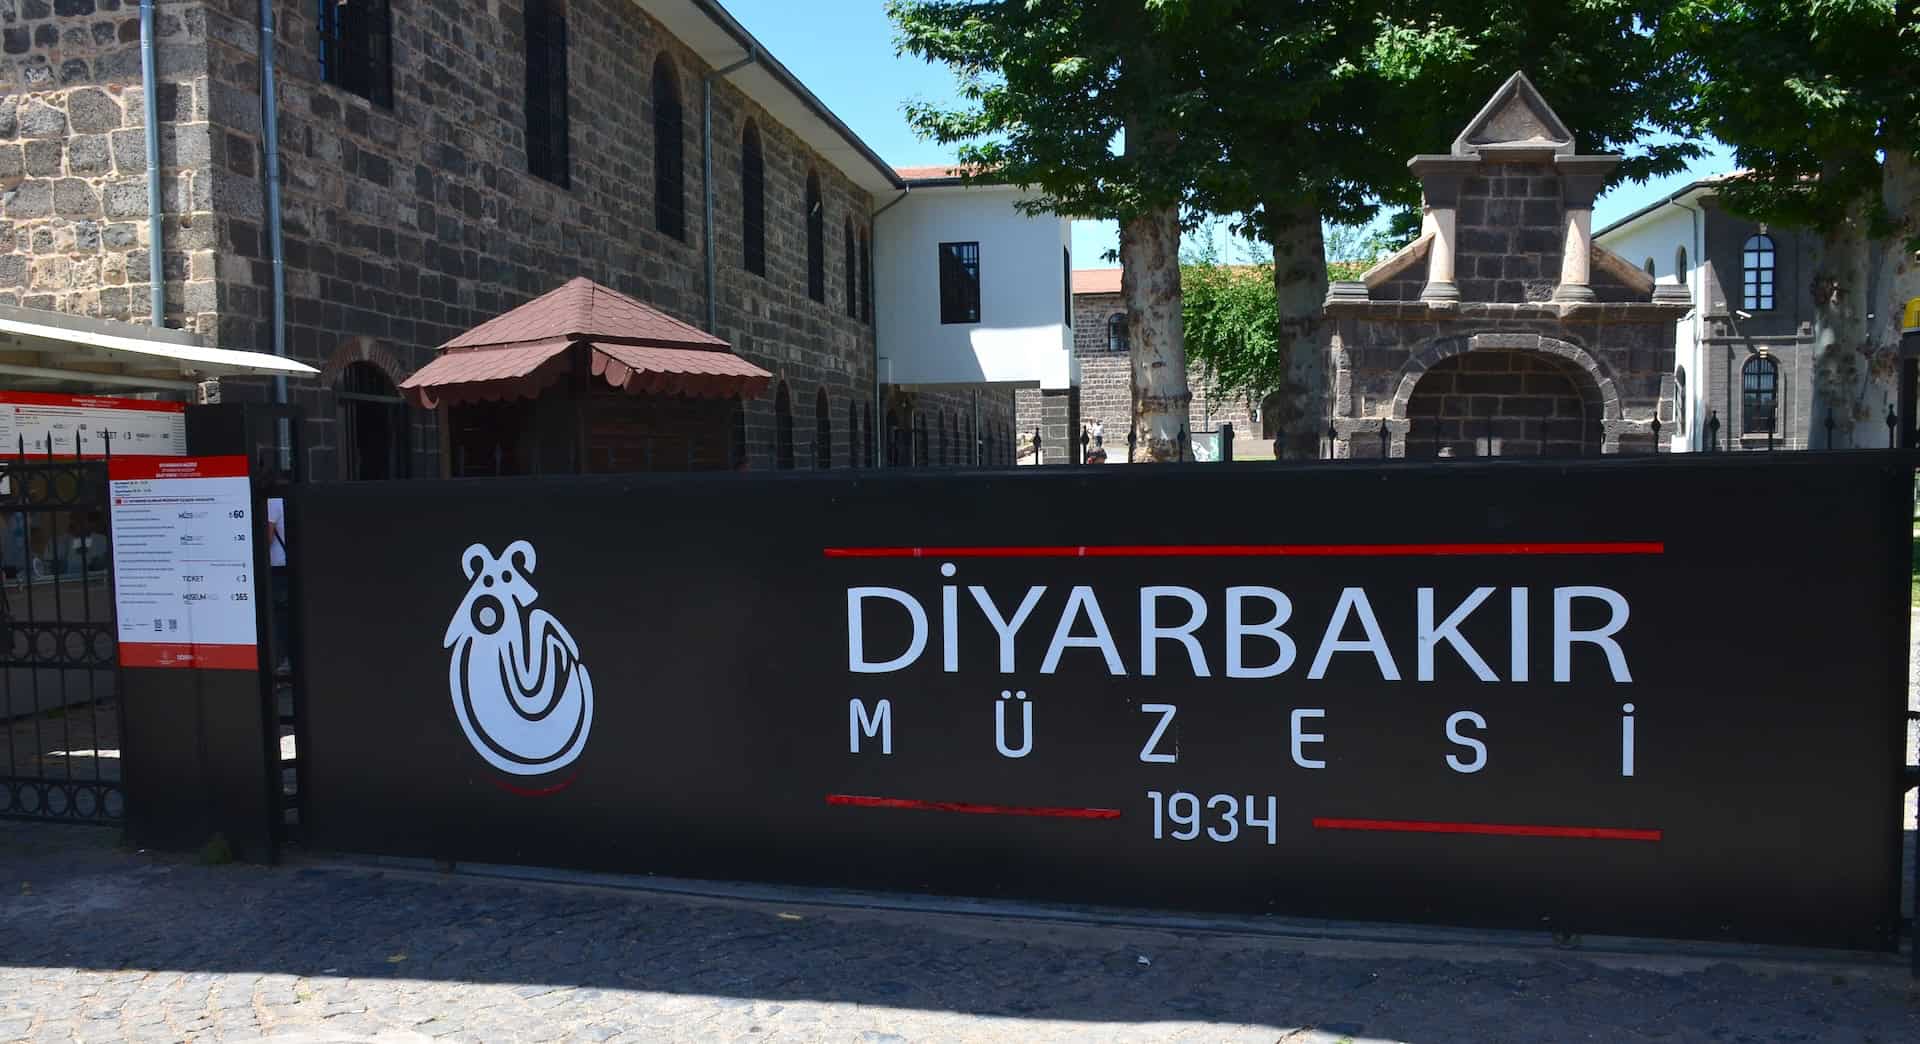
<box><xmin>0</xmin><ymin>0</ymin><xmax>218</xmax><ymax>331</ymax></box>
<box><xmin>198</xmin><ymin>0</ymin><xmax>898</xmax><ymax>478</ymax></box>
<box><xmin>1017</xmin><ymin>288</ymin><xmax>1261</xmax><ymax>460</ymax></box>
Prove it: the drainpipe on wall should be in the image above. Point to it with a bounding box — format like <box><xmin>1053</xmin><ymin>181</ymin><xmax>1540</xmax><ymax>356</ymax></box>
<box><xmin>260</xmin><ymin>0</ymin><xmax>290</xmax><ymax>469</ymax></box>
<box><xmin>868</xmin><ymin>186</ymin><xmax>911</xmax><ymax>468</ymax></box>
<box><xmin>139</xmin><ymin>0</ymin><xmax>163</xmax><ymax>328</ymax></box>
<box><xmin>702</xmin><ymin>50</ymin><xmax>758</xmax><ymax>333</ymax></box>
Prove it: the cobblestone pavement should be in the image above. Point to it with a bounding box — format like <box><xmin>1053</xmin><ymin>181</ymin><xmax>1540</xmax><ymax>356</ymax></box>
<box><xmin>1</xmin><ymin>822</ymin><xmax>1916</xmax><ymax>1043</ymax></box>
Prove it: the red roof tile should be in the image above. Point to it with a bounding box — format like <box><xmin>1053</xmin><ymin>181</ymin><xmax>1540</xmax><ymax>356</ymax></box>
<box><xmin>402</xmin><ymin>278</ymin><xmax>771</xmax><ymax>407</ymax></box>
<box><xmin>443</xmin><ymin>277</ymin><xmax>730</xmax><ymax>351</ymax></box>
<box><xmin>1072</xmin><ymin>268</ymin><xmax>1123</xmax><ymax>295</ymax></box>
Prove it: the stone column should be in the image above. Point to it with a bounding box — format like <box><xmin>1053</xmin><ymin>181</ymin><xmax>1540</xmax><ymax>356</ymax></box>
<box><xmin>1551</xmin><ymin>156</ymin><xmax>1620</xmax><ymax>303</ymax></box>
<box><xmin>1406</xmin><ymin>157</ymin><xmax>1481</xmax><ymax>304</ymax></box>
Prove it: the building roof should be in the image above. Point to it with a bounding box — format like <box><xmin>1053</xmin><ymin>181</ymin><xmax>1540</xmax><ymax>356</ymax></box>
<box><xmin>892</xmin><ymin>164</ymin><xmax>1004</xmax><ymax>188</ymax></box>
<box><xmin>1072</xmin><ymin>268</ymin><xmax>1123</xmax><ymax>296</ymax></box>
<box><xmin>640</xmin><ymin>0</ymin><xmax>905</xmax><ymax>195</ymax></box>
<box><xmin>401</xmin><ymin>278</ymin><xmax>771</xmax><ymax>408</ymax></box>
<box><xmin>1594</xmin><ymin>171</ymin><xmax>1747</xmax><ymax>240</ymax></box>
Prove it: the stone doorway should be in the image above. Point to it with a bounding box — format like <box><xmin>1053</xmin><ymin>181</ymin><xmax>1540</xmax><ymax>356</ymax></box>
<box><xmin>1404</xmin><ymin>350</ymin><xmax>1602</xmax><ymax>457</ymax></box>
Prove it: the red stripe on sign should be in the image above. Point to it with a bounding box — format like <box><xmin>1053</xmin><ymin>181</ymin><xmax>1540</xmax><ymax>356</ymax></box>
<box><xmin>119</xmin><ymin>642</ymin><xmax>258</xmax><ymax>671</ymax></box>
<box><xmin>822</xmin><ymin>542</ymin><xmax>1663</xmax><ymax>559</ymax></box>
<box><xmin>1312</xmin><ymin>817</ymin><xmax>1662</xmax><ymax>842</ymax></box>
<box><xmin>826</xmin><ymin>793</ymin><xmax>1121</xmax><ymax>820</ymax></box>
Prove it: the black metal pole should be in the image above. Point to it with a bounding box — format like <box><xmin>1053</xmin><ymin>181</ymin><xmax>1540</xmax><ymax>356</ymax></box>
<box><xmin>1379</xmin><ymin>417</ymin><xmax>1389</xmax><ymax>458</ymax></box>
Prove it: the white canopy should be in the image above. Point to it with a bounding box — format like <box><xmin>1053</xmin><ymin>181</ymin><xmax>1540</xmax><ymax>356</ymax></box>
<box><xmin>0</xmin><ymin>304</ymin><xmax>317</xmax><ymax>393</ymax></box>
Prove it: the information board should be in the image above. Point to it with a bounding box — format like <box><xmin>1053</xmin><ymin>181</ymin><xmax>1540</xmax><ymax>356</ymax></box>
<box><xmin>294</xmin><ymin>455</ymin><xmax>1910</xmax><ymax>951</ymax></box>
<box><xmin>0</xmin><ymin>391</ymin><xmax>186</xmax><ymax>457</ymax></box>
<box><xmin>109</xmin><ymin>456</ymin><xmax>258</xmax><ymax>670</ymax></box>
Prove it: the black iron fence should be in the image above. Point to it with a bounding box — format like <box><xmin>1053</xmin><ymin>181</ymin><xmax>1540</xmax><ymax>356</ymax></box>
<box><xmin>0</xmin><ymin>434</ymin><xmax>122</xmax><ymax>823</ymax></box>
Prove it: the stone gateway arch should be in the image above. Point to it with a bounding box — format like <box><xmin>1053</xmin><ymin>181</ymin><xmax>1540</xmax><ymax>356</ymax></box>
<box><xmin>1323</xmin><ymin>73</ymin><xmax>1691</xmax><ymax>459</ymax></box>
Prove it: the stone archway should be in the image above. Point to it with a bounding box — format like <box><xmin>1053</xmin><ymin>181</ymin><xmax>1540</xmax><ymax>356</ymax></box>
<box><xmin>1387</xmin><ymin>333</ymin><xmax>1622</xmax><ymax>456</ymax></box>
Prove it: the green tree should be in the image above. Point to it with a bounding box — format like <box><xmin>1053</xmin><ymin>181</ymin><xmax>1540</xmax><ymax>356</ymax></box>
<box><xmin>1668</xmin><ymin>1</ymin><xmax>1919</xmax><ymax>447</ymax></box>
<box><xmin>1190</xmin><ymin>2</ymin><xmax>1699</xmax><ymax>455</ymax></box>
<box><xmin>889</xmin><ymin>0</ymin><xmax>1237</xmax><ymax>461</ymax></box>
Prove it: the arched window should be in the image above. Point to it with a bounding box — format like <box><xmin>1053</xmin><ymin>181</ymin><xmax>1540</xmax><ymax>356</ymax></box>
<box><xmin>774</xmin><ymin>381</ymin><xmax>794</xmax><ymax>469</ymax></box>
<box><xmin>652</xmin><ymin>57</ymin><xmax>685</xmax><ymax>241</ymax></box>
<box><xmin>843</xmin><ymin>219</ymin><xmax>857</xmax><ymax>318</ymax></box>
<box><xmin>337</xmin><ymin>361</ymin><xmax>409</xmax><ymax>480</ymax></box>
<box><xmin>1643</xmin><ymin>257</ymin><xmax>1656</xmax><ymax>278</ymax></box>
<box><xmin>847</xmin><ymin>400</ymin><xmax>860</xmax><ymax>468</ymax></box>
<box><xmin>1107</xmin><ymin>312</ymin><xmax>1128</xmax><ymax>352</ymax></box>
<box><xmin>860</xmin><ymin>229</ymin><xmax>873</xmax><ymax>324</ymax></box>
<box><xmin>805</xmin><ymin>171</ymin><xmax>824</xmax><ymax>303</ymax></box>
<box><xmin>1674</xmin><ymin>246</ymin><xmax>1688</xmax><ymax>280</ymax></box>
<box><xmin>523</xmin><ymin>0</ymin><xmax>569</xmax><ymax>187</ymax></box>
<box><xmin>1741</xmin><ymin>355</ymin><xmax>1778</xmax><ymax>435</ymax></box>
<box><xmin>1743</xmin><ymin>234</ymin><xmax>1775</xmax><ymax>310</ymax></box>
<box><xmin>740</xmin><ymin>121</ymin><xmax>765</xmax><ymax>276</ymax></box>
<box><xmin>815</xmin><ymin>387</ymin><xmax>832</xmax><ymax>469</ymax></box>
<box><xmin>729</xmin><ymin>403</ymin><xmax>747</xmax><ymax>470</ymax></box>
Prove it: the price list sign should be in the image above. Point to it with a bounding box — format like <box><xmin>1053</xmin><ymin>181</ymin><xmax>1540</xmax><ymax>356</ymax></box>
<box><xmin>109</xmin><ymin>456</ymin><xmax>258</xmax><ymax>670</ymax></box>
<box><xmin>0</xmin><ymin>391</ymin><xmax>186</xmax><ymax>457</ymax></box>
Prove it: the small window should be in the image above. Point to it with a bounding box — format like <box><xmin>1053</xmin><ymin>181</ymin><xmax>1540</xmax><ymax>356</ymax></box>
<box><xmin>843</xmin><ymin>219</ymin><xmax>857</xmax><ymax>318</ymax></box>
<box><xmin>1743</xmin><ymin>234</ymin><xmax>1776</xmax><ymax>310</ymax></box>
<box><xmin>740</xmin><ymin>122</ymin><xmax>765</xmax><ymax>276</ymax></box>
<box><xmin>317</xmin><ymin>0</ymin><xmax>393</xmax><ymax>107</ymax></box>
<box><xmin>1741</xmin><ymin>355</ymin><xmax>1778</xmax><ymax>434</ymax></box>
<box><xmin>1063</xmin><ymin>248</ymin><xmax>1072</xmax><ymax>326</ymax></box>
<box><xmin>774</xmin><ymin>382</ymin><xmax>794</xmax><ymax>470</ymax></box>
<box><xmin>805</xmin><ymin>172</ymin><xmax>825</xmax><ymax>303</ymax></box>
<box><xmin>1107</xmin><ymin>312</ymin><xmax>1128</xmax><ymax>352</ymax></box>
<box><xmin>524</xmin><ymin>0</ymin><xmax>569</xmax><ymax>187</ymax></box>
<box><xmin>939</xmin><ymin>241</ymin><xmax>981</xmax><ymax>324</ymax></box>
<box><xmin>1643</xmin><ymin>257</ymin><xmax>1656</xmax><ymax>278</ymax></box>
<box><xmin>1674</xmin><ymin>246</ymin><xmax>1688</xmax><ymax>279</ymax></box>
<box><xmin>653</xmin><ymin>57</ymin><xmax>686</xmax><ymax>241</ymax></box>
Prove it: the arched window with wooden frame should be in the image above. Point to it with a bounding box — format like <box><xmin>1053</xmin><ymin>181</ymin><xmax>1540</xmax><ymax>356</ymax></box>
<box><xmin>774</xmin><ymin>381</ymin><xmax>794</xmax><ymax>469</ymax></box>
<box><xmin>860</xmin><ymin>229</ymin><xmax>873</xmax><ymax>324</ymax></box>
<box><xmin>740</xmin><ymin>120</ymin><xmax>765</xmax><ymax>276</ymax></box>
<box><xmin>1741</xmin><ymin>355</ymin><xmax>1778</xmax><ymax>435</ymax></box>
<box><xmin>337</xmin><ymin>361</ymin><xmax>410</xmax><ymax>480</ymax></box>
<box><xmin>1742</xmin><ymin>234</ymin><xmax>1776</xmax><ymax>310</ymax></box>
<box><xmin>652</xmin><ymin>56</ymin><xmax>685</xmax><ymax>240</ymax></box>
<box><xmin>805</xmin><ymin>171</ymin><xmax>825</xmax><ymax>303</ymax></box>
<box><xmin>1107</xmin><ymin>312</ymin><xmax>1128</xmax><ymax>352</ymax></box>
<box><xmin>815</xmin><ymin>386</ymin><xmax>832</xmax><ymax>469</ymax></box>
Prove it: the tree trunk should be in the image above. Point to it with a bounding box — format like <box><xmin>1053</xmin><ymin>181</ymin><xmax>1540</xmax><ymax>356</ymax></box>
<box><xmin>1123</xmin><ymin>204</ymin><xmax>1190</xmax><ymax>462</ymax></box>
<box><xmin>1809</xmin><ymin>192</ymin><xmax>1877</xmax><ymax>448</ymax></box>
<box><xmin>1874</xmin><ymin>149</ymin><xmax>1919</xmax><ymax>443</ymax></box>
<box><xmin>1263</xmin><ymin>199</ymin><xmax>1330</xmax><ymax>459</ymax></box>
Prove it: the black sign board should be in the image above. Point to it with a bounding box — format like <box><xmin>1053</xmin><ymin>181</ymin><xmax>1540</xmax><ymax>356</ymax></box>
<box><xmin>294</xmin><ymin>454</ymin><xmax>1910</xmax><ymax>950</ymax></box>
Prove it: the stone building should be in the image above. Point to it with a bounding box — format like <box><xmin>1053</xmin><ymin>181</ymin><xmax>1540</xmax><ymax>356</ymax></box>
<box><xmin>1324</xmin><ymin>73</ymin><xmax>1688</xmax><ymax>458</ymax></box>
<box><xmin>0</xmin><ymin>0</ymin><xmax>1029</xmax><ymax>477</ymax></box>
<box><xmin>1596</xmin><ymin>175</ymin><xmax>1824</xmax><ymax>450</ymax></box>
<box><xmin>1017</xmin><ymin>267</ymin><xmax>1260</xmax><ymax>461</ymax></box>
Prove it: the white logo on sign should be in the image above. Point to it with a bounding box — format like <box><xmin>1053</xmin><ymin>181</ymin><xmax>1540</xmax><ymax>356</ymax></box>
<box><xmin>445</xmin><ymin>541</ymin><xmax>593</xmax><ymax>776</ymax></box>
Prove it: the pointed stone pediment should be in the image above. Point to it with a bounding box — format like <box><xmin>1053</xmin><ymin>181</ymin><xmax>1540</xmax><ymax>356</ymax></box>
<box><xmin>1451</xmin><ymin>72</ymin><xmax>1574</xmax><ymax>158</ymax></box>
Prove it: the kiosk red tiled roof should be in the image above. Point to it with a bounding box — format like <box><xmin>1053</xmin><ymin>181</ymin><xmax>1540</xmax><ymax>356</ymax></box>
<box><xmin>400</xmin><ymin>278</ymin><xmax>773</xmax><ymax>408</ymax></box>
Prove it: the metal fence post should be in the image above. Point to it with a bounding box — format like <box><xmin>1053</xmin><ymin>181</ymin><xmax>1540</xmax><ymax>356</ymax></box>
<box><xmin>1326</xmin><ymin>417</ymin><xmax>1335</xmax><ymax>460</ymax></box>
<box><xmin>1220</xmin><ymin>422</ymin><xmax>1234</xmax><ymax>463</ymax></box>
<box><xmin>1706</xmin><ymin>410</ymin><xmax>1720</xmax><ymax>452</ymax></box>
<box><xmin>1651</xmin><ymin>417</ymin><xmax>1661</xmax><ymax>453</ymax></box>
<box><xmin>1031</xmin><ymin>427</ymin><xmax>1042</xmax><ymax>465</ymax></box>
<box><xmin>1127</xmin><ymin>428</ymin><xmax>1137</xmax><ymax>462</ymax></box>
<box><xmin>1887</xmin><ymin>403</ymin><xmax>1898</xmax><ymax>449</ymax></box>
<box><xmin>1378</xmin><ymin>418</ymin><xmax>1390</xmax><ymax>458</ymax></box>
<box><xmin>1177</xmin><ymin>426</ymin><xmax>1186</xmax><ymax>462</ymax></box>
<box><xmin>1079</xmin><ymin>428</ymin><xmax>1090</xmax><ymax>464</ymax></box>
<box><xmin>1826</xmin><ymin>409</ymin><xmax>1836</xmax><ymax>450</ymax></box>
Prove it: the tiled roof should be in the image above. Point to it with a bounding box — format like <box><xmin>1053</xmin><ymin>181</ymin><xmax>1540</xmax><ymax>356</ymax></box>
<box><xmin>1072</xmin><ymin>268</ymin><xmax>1123</xmax><ymax>295</ymax></box>
<box><xmin>401</xmin><ymin>278</ymin><xmax>770</xmax><ymax>407</ymax></box>
<box><xmin>442</xmin><ymin>277</ymin><xmax>730</xmax><ymax>351</ymax></box>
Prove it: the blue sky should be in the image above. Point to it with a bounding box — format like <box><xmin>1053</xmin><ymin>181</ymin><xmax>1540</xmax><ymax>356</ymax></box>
<box><xmin>724</xmin><ymin>0</ymin><xmax>1734</xmax><ymax>268</ymax></box>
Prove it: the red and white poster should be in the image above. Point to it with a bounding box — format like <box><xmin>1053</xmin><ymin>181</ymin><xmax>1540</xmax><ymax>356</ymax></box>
<box><xmin>108</xmin><ymin>456</ymin><xmax>258</xmax><ymax>670</ymax></box>
<box><xmin>0</xmin><ymin>390</ymin><xmax>187</xmax><ymax>458</ymax></box>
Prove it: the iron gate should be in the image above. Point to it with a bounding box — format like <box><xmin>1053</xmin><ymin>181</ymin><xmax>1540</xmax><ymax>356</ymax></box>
<box><xmin>0</xmin><ymin>442</ymin><xmax>122</xmax><ymax>822</ymax></box>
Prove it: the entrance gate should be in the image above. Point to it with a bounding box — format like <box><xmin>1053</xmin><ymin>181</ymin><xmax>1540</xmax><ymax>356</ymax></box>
<box><xmin>0</xmin><ymin>444</ymin><xmax>121</xmax><ymax>822</ymax></box>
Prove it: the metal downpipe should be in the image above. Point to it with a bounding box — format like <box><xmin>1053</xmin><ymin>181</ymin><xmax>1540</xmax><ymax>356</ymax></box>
<box><xmin>139</xmin><ymin>0</ymin><xmax>162</xmax><ymax>327</ymax></box>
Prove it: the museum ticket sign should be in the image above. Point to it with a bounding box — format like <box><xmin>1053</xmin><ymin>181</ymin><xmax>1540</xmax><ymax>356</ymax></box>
<box><xmin>295</xmin><ymin>454</ymin><xmax>1910</xmax><ymax>951</ymax></box>
<box><xmin>0</xmin><ymin>391</ymin><xmax>186</xmax><ymax>457</ymax></box>
<box><xmin>109</xmin><ymin>456</ymin><xmax>258</xmax><ymax>670</ymax></box>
